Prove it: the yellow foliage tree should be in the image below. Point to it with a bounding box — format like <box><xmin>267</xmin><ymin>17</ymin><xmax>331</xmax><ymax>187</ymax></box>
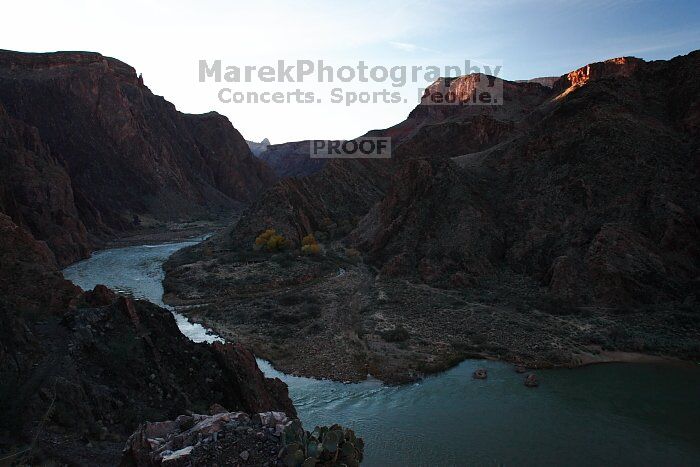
<box><xmin>301</xmin><ymin>243</ymin><xmax>321</xmax><ymax>255</ymax></box>
<box><xmin>266</xmin><ymin>234</ymin><xmax>287</xmax><ymax>251</ymax></box>
<box><xmin>254</xmin><ymin>228</ymin><xmax>287</xmax><ymax>251</ymax></box>
<box><xmin>301</xmin><ymin>233</ymin><xmax>321</xmax><ymax>255</ymax></box>
<box><xmin>302</xmin><ymin>234</ymin><xmax>317</xmax><ymax>246</ymax></box>
<box><xmin>255</xmin><ymin>229</ymin><xmax>275</xmax><ymax>246</ymax></box>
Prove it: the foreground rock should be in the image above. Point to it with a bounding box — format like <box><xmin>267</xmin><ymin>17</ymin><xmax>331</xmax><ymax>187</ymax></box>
<box><xmin>0</xmin><ymin>217</ymin><xmax>294</xmax><ymax>465</ymax></box>
<box><xmin>121</xmin><ymin>410</ymin><xmax>293</xmax><ymax>466</ymax></box>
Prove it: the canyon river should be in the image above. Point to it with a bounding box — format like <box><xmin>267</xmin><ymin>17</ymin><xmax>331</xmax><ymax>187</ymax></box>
<box><xmin>63</xmin><ymin>239</ymin><xmax>700</xmax><ymax>466</ymax></box>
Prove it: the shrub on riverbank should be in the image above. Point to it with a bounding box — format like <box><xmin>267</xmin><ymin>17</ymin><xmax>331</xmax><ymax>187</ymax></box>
<box><xmin>301</xmin><ymin>234</ymin><xmax>321</xmax><ymax>255</ymax></box>
<box><xmin>254</xmin><ymin>229</ymin><xmax>288</xmax><ymax>252</ymax></box>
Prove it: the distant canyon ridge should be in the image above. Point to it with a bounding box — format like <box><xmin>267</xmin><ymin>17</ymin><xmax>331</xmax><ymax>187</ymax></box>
<box><xmin>0</xmin><ymin>50</ymin><xmax>275</xmax><ymax>267</ymax></box>
<box><xmin>165</xmin><ymin>51</ymin><xmax>700</xmax><ymax>383</ymax></box>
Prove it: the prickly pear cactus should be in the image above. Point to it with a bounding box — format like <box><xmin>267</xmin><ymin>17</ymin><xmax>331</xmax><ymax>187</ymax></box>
<box><xmin>282</xmin><ymin>421</ymin><xmax>364</xmax><ymax>466</ymax></box>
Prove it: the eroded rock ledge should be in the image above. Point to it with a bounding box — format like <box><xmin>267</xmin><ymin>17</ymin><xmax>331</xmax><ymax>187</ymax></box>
<box><xmin>122</xmin><ymin>410</ymin><xmax>293</xmax><ymax>466</ymax></box>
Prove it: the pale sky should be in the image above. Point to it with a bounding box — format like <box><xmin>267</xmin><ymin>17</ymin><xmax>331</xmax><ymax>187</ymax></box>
<box><xmin>1</xmin><ymin>0</ymin><xmax>698</xmax><ymax>143</ymax></box>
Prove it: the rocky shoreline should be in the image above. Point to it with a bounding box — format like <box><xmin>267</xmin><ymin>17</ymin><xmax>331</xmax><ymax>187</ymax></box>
<box><xmin>168</xmin><ymin>296</ymin><xmax>696</xmax><ymax>385</ymax></box>
<box><xmin>163</xmin><ymin>238</ymin><xmax>698</xmax><ymax>385</ymax></box>
<box><xmin>100</xmin><ymin>221</ymin><xmax>230</xmax><ymax>250</ymax></box>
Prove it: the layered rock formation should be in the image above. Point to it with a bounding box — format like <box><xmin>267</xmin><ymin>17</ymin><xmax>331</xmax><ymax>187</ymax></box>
<box><xmin>253</xmin><ymin>51</ymin><xmax>698</xmax><ymax>308</ymax></box>
<box><xmin>0</xmin><ymin>50</ymin><xmax>275</xmax><ymax>266</ymax></box>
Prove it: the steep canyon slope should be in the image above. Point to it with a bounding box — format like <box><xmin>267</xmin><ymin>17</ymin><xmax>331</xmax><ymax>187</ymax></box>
<box><xmin>0</xmin><ymin>50</ymin><xmax>308</xmax><ymax>465</ymax></box>
<box><xmin>0</xmin><ymin>212</ymin><xmax>294</xmax><ymax>465</ymax></box>
<box><xmin>0</xmin><ymin>50</ymin><xmax>275</xmax><ymax>266</ymax></box>
<box><xmin>164</xmin><ymin>52</ymin><xmax>699</xmax><ymax>383</ymax></box>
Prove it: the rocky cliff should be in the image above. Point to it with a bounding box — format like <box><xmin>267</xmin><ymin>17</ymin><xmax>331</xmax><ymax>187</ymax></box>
<box><xmin>228</xmin><ymin>51</ymin><xmax>699</xmax><ymax>307</ymax></box>
<box><xmin>0</xmin><ymin>216</ymin><xmax>294</xmax><ymax>465</ymax></box>
<box><xmin>0</xmin><ymin>50</ymin><xmax>275</xmax><ymax>266</ymax></box>
<box><xmin>353</xmin><ymin>51</ymin><xmax>700</xmax><ymax>306</ymax></box>
<box><xmin>0</xmin><ymin>104</ymin><xmax>90</xmax><ymax>267</ymax></box>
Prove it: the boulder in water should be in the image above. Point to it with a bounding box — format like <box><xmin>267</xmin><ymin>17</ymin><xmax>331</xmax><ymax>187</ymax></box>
<box><xmin>524</xmin><ymin>373</ymin><xmax>539</xmax><ymax>387</ymax></box>
<box><xmin>472</xmin><ymin>368</ymin><xmax>488</xmax><ymax>379</ymax></box>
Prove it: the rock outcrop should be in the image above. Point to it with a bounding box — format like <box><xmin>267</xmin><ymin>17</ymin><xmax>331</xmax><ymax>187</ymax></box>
<box><xmin>552</xmin><ymin>56</ymin><xmax>643</xmax><ymax>93</ymax></box>
<box><xmin>0</xmin><ymin>218</ymin><xmax>294</xmax><ymax>465</ymax></box>
<box><xmin>0</xmin><ymin>50</ymin><xmax>275</xmax><ymax>266</ymax></box>
<box><xmin>247</xmin><ymin>137</ymin><xmax>271</xmax><ymax>156</ymax></box>
<box><xmin>524</xmin><ymin>374</ymin><xmax>539</xmax><ymax>388</ymax></box>
<box><xmin>121</xmin><ymin>410</ymin><xmax>293</xmax><ymax>466</ymax></box>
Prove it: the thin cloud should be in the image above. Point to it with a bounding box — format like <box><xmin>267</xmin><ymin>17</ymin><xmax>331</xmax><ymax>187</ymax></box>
<box><xmin>389</xmin><ymin>41</ymin><xmax>419</xmax><ymax>52</ymax></box>
<box><xmin>388</xmin><ymin>41</ymin><xmax>442</xmax><ymax>55</ymax></box>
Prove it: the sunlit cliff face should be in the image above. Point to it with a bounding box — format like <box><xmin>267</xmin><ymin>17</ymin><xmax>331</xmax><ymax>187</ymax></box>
<box><xmin>554</xmin><ymin>57</ymin><xmax>644</xmax><ymax>91</ymax></box>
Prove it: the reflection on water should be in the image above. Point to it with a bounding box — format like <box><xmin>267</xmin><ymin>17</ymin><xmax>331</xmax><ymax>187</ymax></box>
<box><xmin>63</xmin><ymin>240</ymin><xmax>700</xmax><ymax>466</ymax></box>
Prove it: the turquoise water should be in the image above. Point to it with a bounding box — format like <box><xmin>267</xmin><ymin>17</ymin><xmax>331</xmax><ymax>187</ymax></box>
<box><xmin>64</xmin><ymin>240</ymin><xmax>700</xmax><ymax>466</ymax></box>
<box><xmin>63</xmin><ymin>237</ymin><xmax>222</xmax><ymax>343</ymax></box>
<box><xmin>260</xmin><ymin>360</ymin><xmax>700</xmax><ymax>466</ymax></box>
